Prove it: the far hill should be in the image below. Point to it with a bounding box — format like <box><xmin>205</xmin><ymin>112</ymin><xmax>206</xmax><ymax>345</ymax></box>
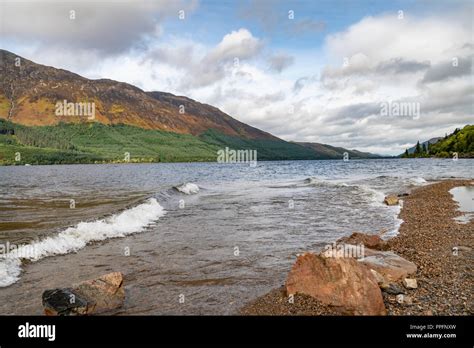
<box><xmin>296</xmin><ymin>142</ymin><xmax>381</xmax><ymax>159</ymax></box>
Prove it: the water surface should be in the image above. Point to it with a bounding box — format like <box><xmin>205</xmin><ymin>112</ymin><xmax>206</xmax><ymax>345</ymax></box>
<box><xmin>0</xmin><ymin>158</ymin><xmax>472</xmax><ymax>314</ymax></box>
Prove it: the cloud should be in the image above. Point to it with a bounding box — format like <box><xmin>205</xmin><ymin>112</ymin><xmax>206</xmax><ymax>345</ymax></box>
<box><xmin>205</xmin><ymin>28</ymin><xmax>262</xmax><ymax>63</ymax></box>
<box><xmin>0</xmin><ymin>0</ymin><xmax>198</xmax><ymax>55</ymax></box>
<box><xmin>421</xmin><ymin>56</ymin><xmax>473</xmax><ymax>83</ymax></box>
<box><xmin>376</xmin><ymin>58</ymin><xmax>431</xmax><ymax>74</ymax></box>
<box><xmin>267</xmin><ymin>53</ymin><xmax>294</xmax><ymax>72</ymax></box>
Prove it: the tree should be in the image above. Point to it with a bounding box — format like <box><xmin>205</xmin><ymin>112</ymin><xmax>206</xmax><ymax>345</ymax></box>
<box><xmin>404</xmin><ymin>149</ymin><xmax>409</xmax><ymax>157</ymax></box>
<box><xmin>415</xmin><ymin>141</ymin><xmax>421</xmax><ymax>155</ymax></box>
<box><xmin>422</xmin><ymin>143</ymin><xmax>427</xmax><ymax>153</ymax></box>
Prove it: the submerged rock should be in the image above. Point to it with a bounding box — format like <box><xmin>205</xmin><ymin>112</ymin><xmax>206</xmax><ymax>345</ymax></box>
<box><xmin>285</xmin><ymin>253</ymin><xmax>386</xmax><ymax>315</ymax></box>
<box><xmin>42</xmin><ymin>272</ymin><xmax>125</xmax><ymax>316</ymax></box>
<box><xmin>384</xmin><ymin>195</ymin><xmax>399</xmax><ymax>206</ymax></box>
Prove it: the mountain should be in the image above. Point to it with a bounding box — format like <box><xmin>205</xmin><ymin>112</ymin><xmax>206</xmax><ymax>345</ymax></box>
<box><xmin>0</xmin><ymin>49</ymin><xmax>378</xmax><ymax>164</ymax></box>
<box><xmin>401</xmin><ymin>125</ymin><xmax>473</xmax><ymax>158</ymax></box>
<box><xmin>296</xmin><ymin>142</ymin><xmax>381</xmax><ymax>159</ymax></box>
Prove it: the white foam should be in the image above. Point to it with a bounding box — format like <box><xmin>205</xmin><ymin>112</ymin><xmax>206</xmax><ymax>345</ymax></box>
<box><xmin>0</xmin><ymin>198</ymin><xmax>165</xmax><ymax>287</ymax></box>
<box><xmin>409</xmin><ymin>177</ymin><xmax>427</xmax><ymax>185</ymax></box>
<box><xmin>175</xmin><ymin>183</ymin><xmax>200</xmax><ymax>195</ymax></box>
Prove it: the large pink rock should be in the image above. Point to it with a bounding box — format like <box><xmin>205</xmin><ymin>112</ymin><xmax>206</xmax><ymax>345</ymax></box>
<box><xmin>285</xmin><ymin>253</ymin><xmax>386</xmax><ymax>315</ymax></box>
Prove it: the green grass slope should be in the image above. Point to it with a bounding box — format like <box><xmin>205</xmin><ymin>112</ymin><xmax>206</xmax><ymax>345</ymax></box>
<box><xmin>0</xmin><ymin>120</ymin><xmax>322</xmax><ymax>165</ymax></box>
<box><xmin>401</xmin><ymin>125</ymin><xmax>473</xmax><ymax>158</ymax></box>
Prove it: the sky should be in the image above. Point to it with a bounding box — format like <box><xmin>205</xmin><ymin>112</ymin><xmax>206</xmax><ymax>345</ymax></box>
<box><xmin>0</xmin><ymin>0</ymin><xmax>473</xmax><ymax>155</ymax></box>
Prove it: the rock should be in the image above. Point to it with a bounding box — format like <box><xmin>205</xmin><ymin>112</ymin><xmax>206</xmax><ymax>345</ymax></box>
<box><xmin>397</xmin><ymin>193</ymin><xmax>409</xmax><ymax>197</ymax></box>
<box><xmin>384</xmin><ymin>195</ymin><xmax>399</xmax><ymax>206</ymax></box>
<box><xmin>285</xmin><ymin>253</ymin><xmax>386</xmax><ymax>315</ymax></box>
<box><xmin>396</xmin><ymin>294</ymin><xmax>413</xmax><ymax>305</ymax></box>
<box><xmin>358</xmin><ymin>250</ymin><xmax>417</xmax><ymax>282</ymax></box>
<box><xmin>42</xmin><ymin>288</ymin><xmax>89</xmax><ymax>316</ymax></box>
<box><xmin>42</xmin><ymin>272</ymin><xmax>125</xmax><ymax>316</ymax></box>
<box><xmin>370</xmin><ymin>269</ymin><xmax>386</xmax><ymax>286</ymax></box>
<box><xmin>403</xmin><ymin>278</ymin><xmax>418</xmax><ymax>289</ymax></box>
<box><xmin>337</xmin><ymin>232</ymin><xmax>388</xmax><ymax>251</ymax></box>
<box><xmin>381</xmin><ymin>282</ymin><xmax>406</xmax><ymax>295</ymax></box>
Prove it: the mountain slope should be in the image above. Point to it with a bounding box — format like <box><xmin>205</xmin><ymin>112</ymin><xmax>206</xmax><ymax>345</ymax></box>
<box><xmin>0</xmin><ymin>49</ymin><xmax>275</xmax><ymax>139</ymax></box>
<box><xmin>296</xmin><ymin>142</ymin><xmax>380</xmax><ymax>159</ymax></box>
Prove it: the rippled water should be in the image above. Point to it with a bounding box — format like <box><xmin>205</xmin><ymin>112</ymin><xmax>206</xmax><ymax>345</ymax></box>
<box><xmin>0</xmin><ymin>158</ymin><xmax>472</xmax><ymax>314</ymax></box>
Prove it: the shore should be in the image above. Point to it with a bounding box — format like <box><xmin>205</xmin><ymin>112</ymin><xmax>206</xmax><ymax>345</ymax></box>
<box><xmin>240</xmin><ymin>179</ymin><xmax>473</xmax><ymax>315</ymax></box>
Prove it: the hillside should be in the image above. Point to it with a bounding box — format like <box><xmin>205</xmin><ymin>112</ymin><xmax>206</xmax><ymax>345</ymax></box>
<box><xmin>0</xmin><ymin>49</ymin><xmax>378</xmax><ymax>164</ymax></box>
<box><xmin>296</xmin><ymin>142</ymin><xmax>381</xmax><ymax>159</ymax></box>
<box><xmin>0</xmin><ymin>49</ymin><xmax>275</xmax><ymax>139</ymax></box>
<box><xmin>401</xmin><ymin>125</ymin><xmax>473</xmax><ymax>158</ymax></box>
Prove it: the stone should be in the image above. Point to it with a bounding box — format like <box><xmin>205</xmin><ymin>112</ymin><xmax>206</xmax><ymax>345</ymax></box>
<box><xmin>396</xmin><ymin>294</ymin><xmax>413</xmax><ymax>305</ymax></box>
<box><xmin>358</xmin><ymin>250</ymin><xmax>417</xmax><ymax>282</ymax></box>
<box><xmin>285</xmin><ymin>253</ymin><xmax>386</xmax><ymax>315</ymax></box>
<box><xmin>337</xmin><ymin>232</ymin><xmax>388</xmax><ymax>251</ymax></box>
<box><xmin>42</xmin><ymin>288</ymin><xmax>89</xmax><ymax>316</ymax></box>
<box><xmin>42</xmin><ymin>272</ymin><xmax>125</xmax><ymax>316</ymax></box>
<box><xmin>384</xmin><ymin>195</ymin><xmax>399</xmax><ymax>206</ymax></box>
<box><xmin>381</xmin><ymin>282</ymin><xmax>406</xmax><ymax>295</ymax></box>
<box><xmin>403</xmin><ymin>278</ymin><xmax>418</xmax><ymax>289</ymax></box>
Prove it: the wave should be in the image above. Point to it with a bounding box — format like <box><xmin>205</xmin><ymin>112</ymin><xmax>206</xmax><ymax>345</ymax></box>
<box><xmin>303</xmin><ymin>177</ymin><xmax>349</xmax><ymax>188</ymax></box>
<box><xmin>0</xmin><ymin>198</ymin><xmax>165</xmax><ymax>287</ymax></box>
<box><xmin>174</xmin><ymin>182</ymin><xmax>200</xmax><ymax>195</ymax></box>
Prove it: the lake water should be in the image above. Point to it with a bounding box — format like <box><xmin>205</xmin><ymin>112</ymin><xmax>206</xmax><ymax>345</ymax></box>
<box><xmin>450</xmin><ymin>185</ymin><xmax>474</xmax><ymax>224</ymax></box>
<box><xmin>0</xmin><ymin>158</ymin><xmax>472</xmax><ymax>314</ymax></box>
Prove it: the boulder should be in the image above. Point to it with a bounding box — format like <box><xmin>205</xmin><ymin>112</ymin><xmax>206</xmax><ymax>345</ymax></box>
<box><xmin>358</xmin><ymin>250</ymin><xmax>417</xmax><ymax>282</ymax></box>
<box><xmin>381</xmin><ymin>282</ymin><xmax>406</xmax><ymax>295</ymax></box>
<box><xmin>403</xmin><ymin>278</ymin><xmax>418</xmax><ymax>289</ymax></box>
<box><xmin>42</xmin><ymin>272</ymin><xmax>125</xmax><ymax>316</ymax></box>
<box><xmin>384</xmin><ymin>195</ymin><xmax>399</xmax><ymax>206</ymax></box>
<box><xmin>285</xmin><ymin>253</ymin><xmax>386</xmax><ymax>315</ymax></box>
<box><xmin>337</xmin><ymin>232</ymin><xmax>388</xmax><ymax>250</ymax></box>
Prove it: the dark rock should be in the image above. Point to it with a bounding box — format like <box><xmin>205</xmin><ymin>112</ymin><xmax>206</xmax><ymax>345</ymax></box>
<box><xmin>381</xmin><ymin>283</ymin><xmax>406</xmax><ymax>295</ymax></box>
<box><xmin>42</xmin><ymin>288</ymin><xmax>89</xmax><ymax>316</ymax></box>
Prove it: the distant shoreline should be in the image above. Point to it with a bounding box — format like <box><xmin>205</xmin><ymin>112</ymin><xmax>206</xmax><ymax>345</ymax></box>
<box><xmin>3</xmin><ymin>157</ymin><xmax>474</xmax><ymax>167</ymax></box>
<box><xmin>240</xmin><ymin>179</ymin><xmax>473</xmax><ymax>315</ymax></box>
